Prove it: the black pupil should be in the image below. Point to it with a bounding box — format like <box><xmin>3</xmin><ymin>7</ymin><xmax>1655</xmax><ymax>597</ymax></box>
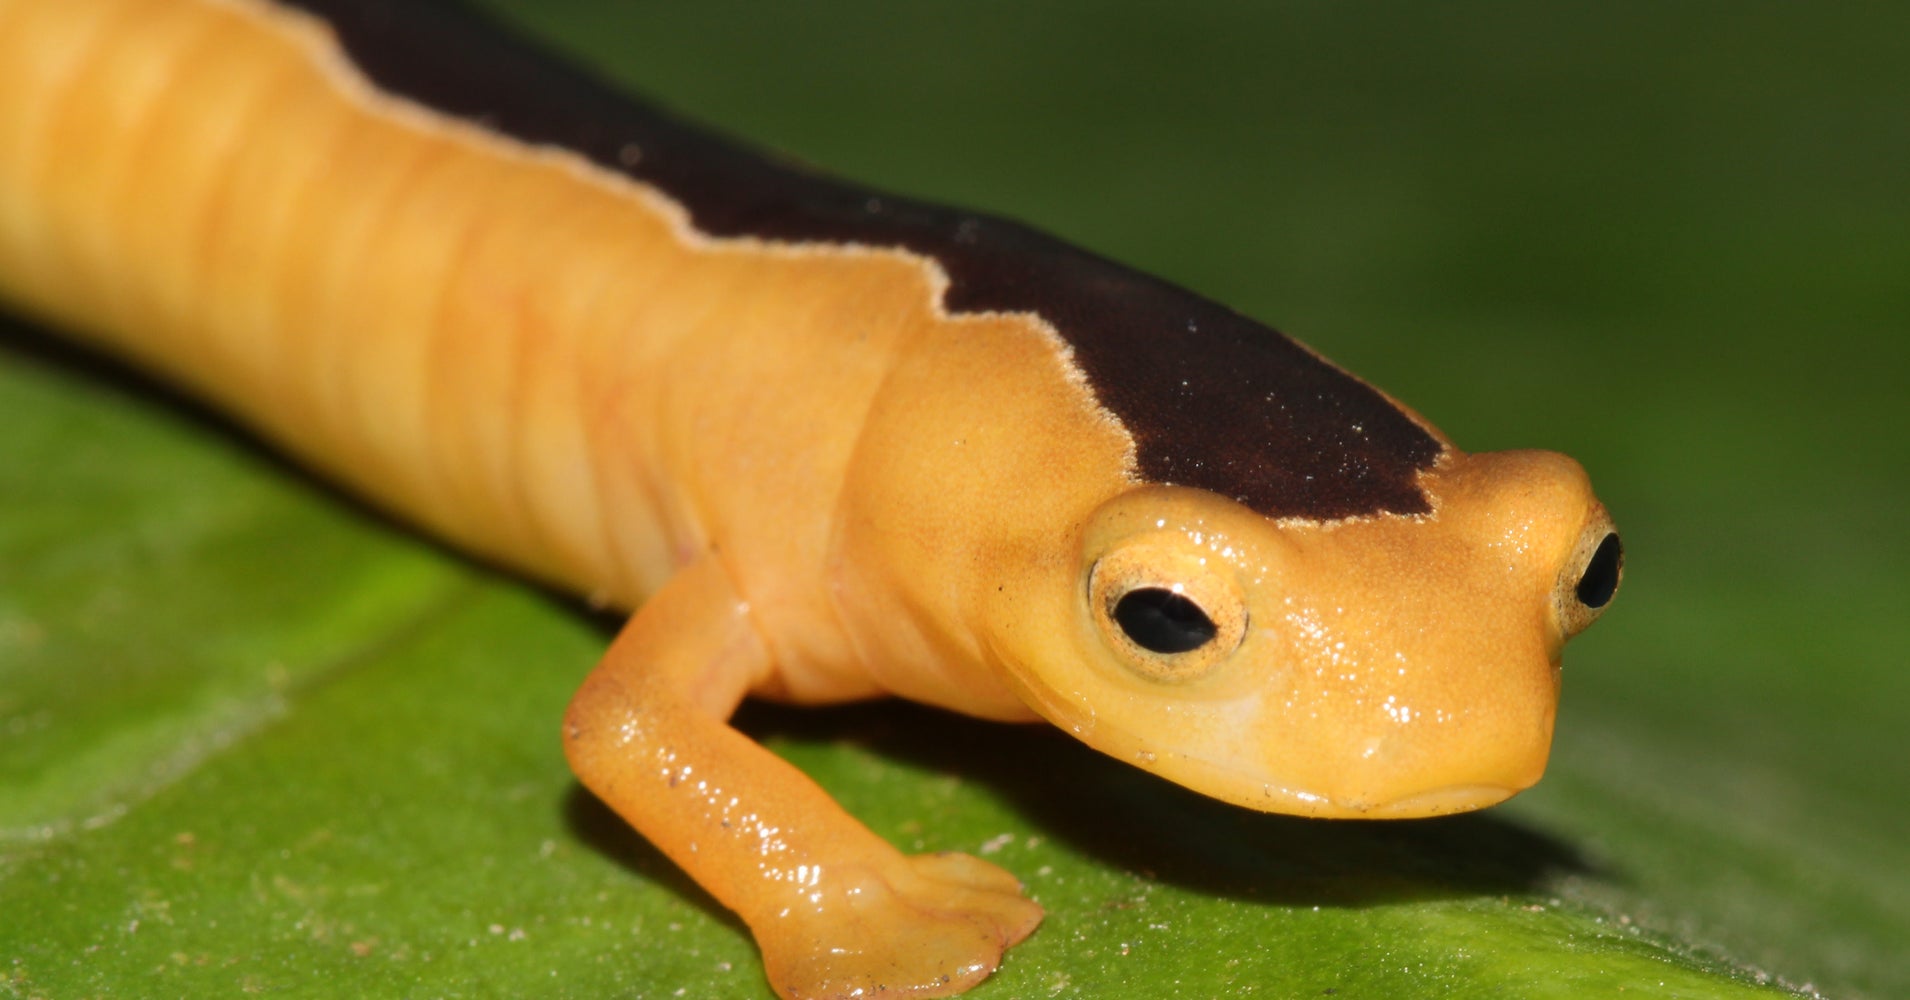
<box><xmin>1113</xmin><ymin>588</ymin><xmax>1218</xmax><ymax>654</ymax></box>
<box><xmin>1576</xmin><ymin>533</ymin><xmax>1623</xmax><ymax>609</ymax></box>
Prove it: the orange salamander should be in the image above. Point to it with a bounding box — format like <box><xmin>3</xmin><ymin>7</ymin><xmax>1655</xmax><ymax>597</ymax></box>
<box><xmin>0</xmin><ymin>0</ymin><xmax>1623</xmax><ymax>996</ymax></box>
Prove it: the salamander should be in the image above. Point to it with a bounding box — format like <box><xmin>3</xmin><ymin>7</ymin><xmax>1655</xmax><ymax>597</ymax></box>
<box><xmin>0</xmin><ymin>0</ymin><xmax>1624</xmax><ymax>996</ymax></box>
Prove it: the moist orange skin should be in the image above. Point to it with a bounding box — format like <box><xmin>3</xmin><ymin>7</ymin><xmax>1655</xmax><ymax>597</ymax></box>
<box><xmin>0</xmin><ymin>1</ymin><xmax>1620</xmax><ymax>997</ymax></box>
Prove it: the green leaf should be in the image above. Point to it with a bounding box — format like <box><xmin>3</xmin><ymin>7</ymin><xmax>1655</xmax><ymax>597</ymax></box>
<box><xmin>4</xmin><ymin>2</ymin><xmax>1905</xmax><ymax>998</ymax></box>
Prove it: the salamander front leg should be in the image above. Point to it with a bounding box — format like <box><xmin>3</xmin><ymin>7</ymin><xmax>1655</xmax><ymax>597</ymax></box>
<box><xmin>563</xmin><ymin>558</ymin><xmax>1042</xmax><ymax>999</ymax></box>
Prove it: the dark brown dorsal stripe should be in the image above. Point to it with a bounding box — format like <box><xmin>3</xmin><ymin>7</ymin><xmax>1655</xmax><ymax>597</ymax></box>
<box><xmin>278</xmin><ymin>0</ymin><xmax>1443</xmax><ymax>520</ymax></box>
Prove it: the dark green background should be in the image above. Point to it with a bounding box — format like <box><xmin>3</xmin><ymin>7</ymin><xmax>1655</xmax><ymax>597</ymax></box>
<box><xmin>3</xmin><ymin>3</ymin><xmax>1903</xmax><ymax>997</ymax></box>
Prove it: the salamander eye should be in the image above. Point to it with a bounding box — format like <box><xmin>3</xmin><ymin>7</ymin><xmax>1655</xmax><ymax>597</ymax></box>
<box><xmin>1557</xmin><ymin>520</ymin><xmax>1623</xmax><ymax>638</ymax></box>
<box><xmin>1088</xmin><ymin>543</ymin><xmax>1247</xmax><ymax>683</ymax></box>
<box><xmin>1576</xmin><ymin>532</ymin><xmax>1623</xmax><ymax>609</ymax></box>
<box><xmin>1113</xmin><ymin>587</ymin><xmax>1218</xmax><ymax>653</ymax></box>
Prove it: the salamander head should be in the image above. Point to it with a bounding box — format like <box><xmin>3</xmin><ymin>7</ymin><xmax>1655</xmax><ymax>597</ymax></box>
<box><xmin>991</xmin><ymin>448</ymin><xmax>1620</xmax><ymax>818</ymax></box>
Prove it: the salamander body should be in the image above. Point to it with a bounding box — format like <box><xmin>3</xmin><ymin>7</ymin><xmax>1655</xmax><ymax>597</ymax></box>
<box><xmin>0</xmin><ymin>1</ymin><xmax>1623</xmax><ymax>996</ymax></box>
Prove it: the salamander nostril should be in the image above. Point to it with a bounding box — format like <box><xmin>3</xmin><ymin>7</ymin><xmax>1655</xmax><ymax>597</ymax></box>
<box><xmin>1576</xmin><ymin>532</ymin><xmax>1623</xmax><ymax>609</ymax></box>
<box><xmin>1113</xmin><ymin>588</ymin><xmax>1218</xmax><ymax>654</ymax></box>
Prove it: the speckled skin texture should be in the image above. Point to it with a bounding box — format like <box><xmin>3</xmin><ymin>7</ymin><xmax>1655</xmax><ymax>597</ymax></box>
<box><xmin>0</xmin><ymin>1</ymin><xmax>1620</xmax><ymax>996</ymax></box>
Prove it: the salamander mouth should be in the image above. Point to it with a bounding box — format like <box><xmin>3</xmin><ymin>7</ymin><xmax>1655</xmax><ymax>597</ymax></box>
<box><xmin>1349</xmin><ymin>783</ymin><xmax>1517</xmax><ymax>818</ymax></box>
<box><xmin>1254</xmin><ymin>783</ymin><xmax>1518</xmax><ymax>819</ymax></box>
<box><xmin>1113</xmin><ymin>737</ymin><xmax>1533</xmax><ymax>819</ymax></box>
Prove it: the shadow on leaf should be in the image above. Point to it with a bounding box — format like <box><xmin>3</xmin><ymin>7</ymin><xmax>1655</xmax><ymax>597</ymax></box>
<box><xmin>562</xmin><ymin>785</ymin><xmax>751</xmax><ymax>938</ymax></box>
